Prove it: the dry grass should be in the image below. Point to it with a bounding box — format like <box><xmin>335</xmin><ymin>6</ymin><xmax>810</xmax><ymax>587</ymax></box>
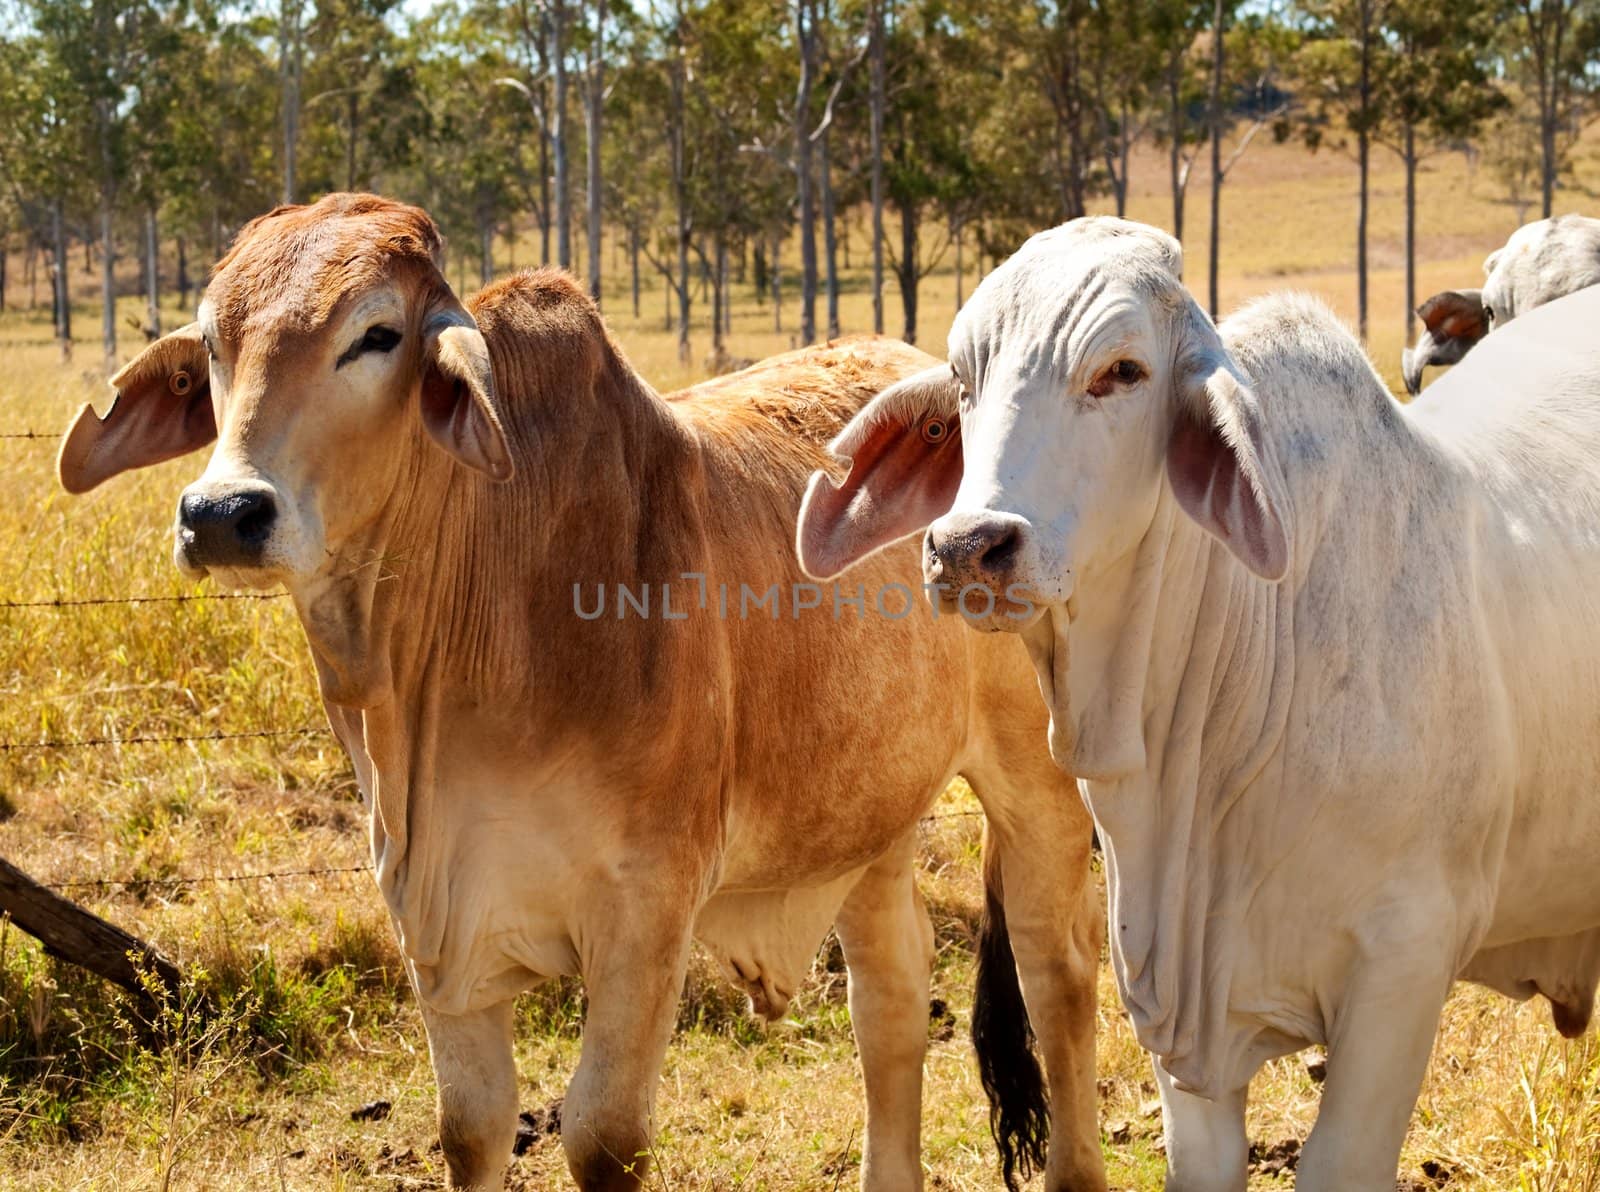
<box><xmin>0</xmin><ymin>134</ymin><xmax>1597</xmax><ymax>1190</ymax></box>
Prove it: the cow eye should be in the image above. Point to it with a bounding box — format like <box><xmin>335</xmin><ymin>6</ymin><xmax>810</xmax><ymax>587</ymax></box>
<box><xmin>1087</xmin><ymin>359</ymin><xmax>1147</xmax><ymax>398</ymax></box>
<box><xmin>338</xmin><ymin>325</ymin><xmax>402</xmax><ymax>368</ymax></box>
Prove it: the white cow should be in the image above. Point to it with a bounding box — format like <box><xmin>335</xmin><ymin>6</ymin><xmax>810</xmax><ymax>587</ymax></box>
<box><xmin>1403</xmin><ymin>213</ymin><xmax>1600</xmax><ymax>394</ymax></box>
<box><xmin>799</xmin><ymin>216</ymin><xmax>1600</xmax><ymax>1190</ymax></box>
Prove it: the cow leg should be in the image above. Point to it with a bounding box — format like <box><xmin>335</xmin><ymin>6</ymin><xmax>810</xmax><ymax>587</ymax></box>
<box><xmin>562</xmin><ymin>885</ymin><xmax>697</xmax><ymax>1191</ymax></box>
<box><xmin>833</xmin><ymin>829</ymin><xmax>935</xmax><ymax>1192</ymax></box>
<box><xmin>1295</xmin><ymin>956</ymin><xmax>1451</xmax><ymax>1191</ymax></box>
<box><xmin>420</xmin><ymin>998</ymin><xmax>519</xmax><ymax>1190</ymax></box>
<box><xmin>1153</xmin><ymin>1063</ymin><xmax>1247</xmax><ymax>1192</ymax></box>
<box><xmin>967</xmin><ymin>767</ymin><xmax>1105</xmax><ymax>1191</ymax></box>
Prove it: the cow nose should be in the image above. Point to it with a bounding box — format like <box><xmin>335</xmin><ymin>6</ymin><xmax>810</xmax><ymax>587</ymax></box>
<box><xmin>924</xmin><ymin>511</ymin><xmax>1032</xmax><ymax>598</ymax></box>
<box><xmin>177</xmin><ymin>485</ymin><xmax>278</xmax><ymax>565</ymax></box>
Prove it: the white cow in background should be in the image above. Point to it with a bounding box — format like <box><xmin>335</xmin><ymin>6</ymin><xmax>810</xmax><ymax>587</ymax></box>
<box><xmin>1403</xmin><ymin>212</ymin><xmax>1600</xmax><ymax>394</ymax></box>
<box><xmin>798</xmin><ymin>216</ymin><xmax>1600</xmax><ymax>1191</ymax></box>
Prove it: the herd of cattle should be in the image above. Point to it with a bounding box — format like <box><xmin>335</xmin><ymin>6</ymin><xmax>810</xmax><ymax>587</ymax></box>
<box><xmin>52</xmin><ymin>196</ymin><xmax>1600</xmax><ymax>1190</ymax></box>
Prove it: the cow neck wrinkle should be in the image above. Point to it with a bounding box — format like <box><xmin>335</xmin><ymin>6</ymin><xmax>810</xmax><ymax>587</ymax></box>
<box><xmin>1075</xmin><ymin>490</ymin><xmax>1296</xmax><ymax>1096</ymax></box>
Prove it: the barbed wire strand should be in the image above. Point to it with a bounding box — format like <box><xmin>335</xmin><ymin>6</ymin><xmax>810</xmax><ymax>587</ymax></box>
<box><xmin>0</xmin><ymin>728</ymin><xmax>331</xmax><ymax>753</ymax></box>
<box><xmin>0</xmin><ymin>431</ymin><xmax>54</xmax><ymax>440</ymax></box>
<box><xmin>43</xmin><ymin>864</ymin><xmax>373</xmax><ymax>892</ymax></box>
<box><xmin>0</xmin><ymin>593</ymin><xmax>287</xmax><ymax>608</ymax></box>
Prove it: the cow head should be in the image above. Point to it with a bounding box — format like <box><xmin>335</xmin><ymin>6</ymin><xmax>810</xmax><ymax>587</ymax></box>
<box><xmin>798</xmin><ymin>217</ymin><xmax>1289</xmax><ymax>771</ymax></box>
<box><xmin>63</xmin><ymin>201</ymin><xmax>509</xmax><ymax>563</ymax></box>
<box><xmin>58</xmin><ymin>194</ymin><xmax>513</xmax><ymax>702</ymax></box>
<box><xmin>1401</xmin><ymin>289</ymin><xmax>1490</xmax><ymax>396</ymax></box>
<box><xmin>1404</xmin><ymin>214</ymin><xmax>1600</xmax><ymax>394</ymax></box>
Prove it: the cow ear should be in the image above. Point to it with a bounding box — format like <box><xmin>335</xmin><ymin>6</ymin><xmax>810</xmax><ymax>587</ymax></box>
<box><xmin>797</xmin><ymin>364</ymin><xmax>963</xmax><ymax>579</ymax></box>
<box><xmin>57</xmin><ymin>323</ymin><xmax>215</xmax><ymax>494</ymax></box>
<box><xmin>419</xmin><ymin>296</ymin><xmax>513</xmax><ymax>482</ymax></box>
<box><xmin>1418</xmin><ymin>288</ymin><xmax>1489</xmax><ymax>346</ymax></box>
<box><xmin>1166</xmin><ymin>311</ymin><xmax>1290</xmax><ymax>581</ymax></box>
<box><xmin>1402</xmin><ymin>289</ymin><xmax>1488</xmax><ymax>395</ymax></box>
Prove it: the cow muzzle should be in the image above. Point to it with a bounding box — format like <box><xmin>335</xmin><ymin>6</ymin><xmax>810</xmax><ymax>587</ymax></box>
<box><xmin>923</xmin><ymin>510</ymin><xmax>1044</xmax><ymax>630</ymax></box>
<box><xmin>175</xmin><ymin>479</ymin><xmax>279</xmax><ymax>579</ymax></box>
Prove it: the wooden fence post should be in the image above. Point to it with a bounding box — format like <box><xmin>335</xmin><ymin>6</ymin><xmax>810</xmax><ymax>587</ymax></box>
<box><xmin>0</xmin><ymin>857</ymin><xmax>183</xmax><ymax>1008</ymax></box>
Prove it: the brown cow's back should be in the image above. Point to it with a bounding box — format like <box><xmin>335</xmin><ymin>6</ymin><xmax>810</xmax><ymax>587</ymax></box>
<box><xmin>463</xmin><ymin>277</ymin><xmax>1052</xmax><ymax>889</ymax></box>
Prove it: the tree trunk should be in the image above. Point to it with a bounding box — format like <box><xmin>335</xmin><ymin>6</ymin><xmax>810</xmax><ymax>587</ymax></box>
<box><xmin>1356</xmin><ymin>0</ymin><xmax>1370</xmax><ymax>342</ymax></box>
<box><xmin>478</xmin><ymin>211</ymin><xmax>491</xmax><ymax>286</ymax></box>
<box><xmin>1169</xmin><ymin>55</ymin><xmax>1186</xmax><ymax>241</ymax></box>
<box><xmin>898</xmin><ymin>198</ymin><xmax>917</xmax><ymax>344</ymax></box>
<box><xmin>1206</xmin><ymin>0</ymin><xmax>1224</xmax><ymax>319</ymax></box>
<box><xmin>672</xmin><ymin>4</ymin><xmax>691</xmax><ymax>363</ymax></box>
<box><xmin>953</xmin><ymin>215</ymin><xmax>963</xmax><ymax>310</ymax></box>
<box><xmin>771</xmin><ymin>229</ymin><xmax>783</xmax><ymax>333</ymax></box>
<box><xmin>177</xmin><ymin>236</ymin><xmax>190</xmax><ymax>311</ymax></box>
<box><xmin>1404</xmin><ymin>120</ymin><xmax>1417</xmax><ymax>342</ymax></box>
<box><xmin>52</xmin><ymin>197</ymin><xmax>70</xmax><ymax>348</ymax></box>
<box><xmin>796</xmin><ymin>0</ymin><xmax>818</xmax><ymax>346</ymax></box>
<box><xmin>821</xmin><ymin>123</ymin><xmax>840</xmax><ymax>339</ymax></box>
<box><xmin>97</xmin><ymin>77</ymin><xmax>117</xmax><ymax>370</ymax></box>
<box><xmin>630</xmin><ymin>222</ymin><xmax>641</xmax><ymax>318</ymax></box>
<box><xmin>279</xmin><ymin>0</ymin><xmax>303</xmax><ymax>204</ymax></box>
<box><xmin>144</xmin><ymin>206</ymin><xmax>160</xmax><ymax>337</ymax></box>
<box><xmin>346</xmin><ymin>90</ymin><xmax>359</xmax><ymax>191</ymax></box>
<box><xmin>1540</xmin><ymin>86</ymin><xmax>1557</xmax><ymax>217</ymax></box>
<box><xmin>537</xmin><ymin>30</ymin><xmax>552</xmax><ymax>266</ymax></box>
<box><xmin>1522</xmin><ymin>0</ymin><xmax>1566</xmax><ymax>220</ymax></box>
<box><xmin>585</xmin><ymin>0</ymin><xmax>606</xmax><ymax>303</ymax></box>
<box><xmin>100</xmin><ymin>197</ymin><xmax>116</xmax><ymax>367</ymax></box>
<box><xmin>712</xmin><ymin>233</ymin><xmax>725</xmax><ymax>357</ymax></box>
<box><xmin>553</xmin><ymin>0</ymin><xmax>572</xmax><ymax>271</ymax></box>
<box><xmin>1118</xmin><ymin>97</ymin><xmax>1133</xmax><ymax>217</ymax></box>
<box><xmin>869</xmin><ymin>0</ymin><xmax>886</xmax><ymax>335</ymax></box>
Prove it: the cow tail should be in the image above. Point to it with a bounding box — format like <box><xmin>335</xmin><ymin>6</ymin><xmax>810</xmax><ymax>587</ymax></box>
<box><xmin>972</xmin><ymin>831</ymin><xmax>1050</xmax><ymax>1192</ymax></box>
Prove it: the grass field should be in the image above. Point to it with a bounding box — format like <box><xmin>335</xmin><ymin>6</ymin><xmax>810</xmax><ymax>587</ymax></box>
<box><xmin>0</xmin><ymin>134</ymin><xmax>1598</xmax><ymax>1190</ymax></box>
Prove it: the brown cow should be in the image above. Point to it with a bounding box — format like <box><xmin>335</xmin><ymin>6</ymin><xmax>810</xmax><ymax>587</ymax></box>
<box><xmin>56</xmin><ymin>194</ymin><xmax>1102</xmax><ymax>1192</ymax></box>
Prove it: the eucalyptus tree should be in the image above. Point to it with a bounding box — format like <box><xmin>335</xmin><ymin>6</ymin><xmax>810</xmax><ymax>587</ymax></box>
<box><xmin>26</xmin><ymin>0</ymin><xmax>180</xmax><ymax>364</ymax></box>
<box><xmin>1149</xmin><ymin>0</ymin><xmax>1210</xmax><ymax>239</ymax></box>
<box><xmin>879</xmin><ymin>0</ymin><xmax>983</xmax><ymax>343</ymax></box>
<box><xmin>1375</xmin><ymin>0</ymin><xmax>1506</xmax><ymax>335</ymax></box>
<box><xmin>404</xmin><ymin>0</ymin><xmax>535</xmax><ymax>287</ymax></box>
<box><xmin>1505</xmin><ymin>0</ymin><xmax>1598</xmax><ymax>216</ymax></box>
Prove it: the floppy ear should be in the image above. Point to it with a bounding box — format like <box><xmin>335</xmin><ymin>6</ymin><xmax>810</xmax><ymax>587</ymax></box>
<box><xmin>418</xmin><ymin>294</ymin><xmax>514</xmax><ymax>482</ymax></box>
<box><xmin>57</xmin><ymin>324</ymin><xmax>215</xmax><ymax>494</ymax></box>
<box><xmin>1403</xmin><ymin>288</ymin><xmax>1488</xmax><ymax>395</ymax></box>
<box><xmin>796</xmin><ymin>364</ymin><xmax>963</xmax><ymax>579</ymax></box>
<box><xmin>1166</xmin><ymin>309</ymin><xmax>1290</xmax><ymax>582</ymax></box>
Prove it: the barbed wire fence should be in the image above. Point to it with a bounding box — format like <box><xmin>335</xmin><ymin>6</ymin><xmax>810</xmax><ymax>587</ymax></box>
<box><xmin>0</xmin><ymin>421</ymin><xmax>986</xmax><ymax>1004</ymax></box>
<box><xmin>0</xmin><ymin>539</ymin><xmax>364</xmax><ymax>899</ymax></box>
<box><xmin>0</xmin><ymin>566</ymin><xmax>366</xmax><ymax>1004</ymax></box>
